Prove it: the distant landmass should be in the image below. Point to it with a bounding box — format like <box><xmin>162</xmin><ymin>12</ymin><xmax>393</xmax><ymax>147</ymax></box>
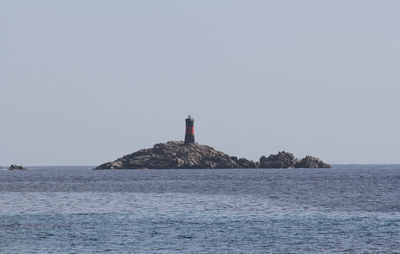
<box><xmin>95</xmin><ymin>141</ymin><xmax>331</xmax><ymax>170</ymax></box>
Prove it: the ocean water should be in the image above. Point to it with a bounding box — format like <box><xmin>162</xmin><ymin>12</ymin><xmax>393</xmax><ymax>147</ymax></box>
<box><xmin>0</xmin><ymin>165</ymin><xmax>399</xmax><ymax>253</ymax></box>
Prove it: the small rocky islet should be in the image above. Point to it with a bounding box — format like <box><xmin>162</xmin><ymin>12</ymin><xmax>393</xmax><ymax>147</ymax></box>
<box><xmin>95</xmin><ymin>116</ymin><xmax>331</xmax><ymax>170</ymax></box>
<box><xmin>8</xmin><ymin>164</ymin><xmax>28</xmax><ymax>170</ymax></box>
<box><xmin>95</xmin><ymin>141</ymin><xmax>330</xmax><ymax>170</ymax></box>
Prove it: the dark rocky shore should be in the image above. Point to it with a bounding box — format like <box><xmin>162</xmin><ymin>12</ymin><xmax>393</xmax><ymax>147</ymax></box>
<box><xmin>95</xmin><ymin>141</ymin><xmax>330</xmax><ymax>170</ymax></box>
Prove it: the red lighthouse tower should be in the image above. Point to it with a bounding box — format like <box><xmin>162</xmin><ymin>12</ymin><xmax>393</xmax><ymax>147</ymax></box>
<box><xmin>184</xmin><ymin>115</ymin><xmax>195</xmax><ymax>145</ymax></box>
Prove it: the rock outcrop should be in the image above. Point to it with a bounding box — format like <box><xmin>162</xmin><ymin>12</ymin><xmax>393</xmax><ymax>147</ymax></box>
<box><xmin>8</xmin><ymin>164</ymin><xmax>27</xmax><ymax>170</ymax></box>
<box><xmin>259</xmin><ymin>151</ymin><xmax>298</xmax><ymax>168</ymax></box>
<box><xmin>95</xmin><ymin>141</ymin><xmax>258</xmax><ymax>169</ymax></box>
<box><xmin>95</xmin><ymin>141</ymin><xmax>331</xmax><ymax>170</ymax></box>
<box><xmin>258</xmin><ymin>152</ymin><xmax>331</xmax><ymax>169</ymax></box>
<box><xmin>295</xmin><ymin>156</ymin><xmax>331</xmax><ymax>168</ymax></box>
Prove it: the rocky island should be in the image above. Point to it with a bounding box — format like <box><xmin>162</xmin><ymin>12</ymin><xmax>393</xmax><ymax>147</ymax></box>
<box><xmin>8</xmin><ymin>164</ymin><xmax>28</xmax><ymax>170</ymax></box>
<box><xmin>95</xmin><ymin>115</ymin><xmax>330</xmax><ymax>170</ymax></box>
<box><xmin>95</xmin><ymin>141</ymin><xmax>330</xmax><ymax>170</ymax></box>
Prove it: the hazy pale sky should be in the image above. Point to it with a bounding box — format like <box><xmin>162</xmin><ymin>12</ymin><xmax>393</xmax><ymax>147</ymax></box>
<box><xmin>1</xmin><ymin>0</ymin><xmax>399</xmax><ymax>165</ymax></box>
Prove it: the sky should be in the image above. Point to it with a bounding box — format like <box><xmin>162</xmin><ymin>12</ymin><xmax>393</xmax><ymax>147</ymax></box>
<box><xmin>1</xmin><ymin>0</ymin><xmax>400</xmax><ymax>165</ymax></box>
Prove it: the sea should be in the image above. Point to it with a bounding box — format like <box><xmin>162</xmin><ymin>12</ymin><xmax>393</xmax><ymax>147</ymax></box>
<box><xmin>0</xmin><ymin>165</ymin><xmax>399</xmax><ymax>253</ymax></box>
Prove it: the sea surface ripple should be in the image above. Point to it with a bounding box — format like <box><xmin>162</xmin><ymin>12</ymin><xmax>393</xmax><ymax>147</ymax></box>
<box><xmin>0</xmin><ymin>165</ymin><xmax>399</xmax><ymax>253</ymax></box>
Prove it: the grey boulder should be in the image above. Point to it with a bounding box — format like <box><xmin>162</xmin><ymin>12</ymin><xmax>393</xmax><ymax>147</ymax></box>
<box><xmin>295</xmin><ymin>156</ymin><xmax>331</xmax><ymax>168</ymax></box>
<box><xmin>259</xmin><ymin>151</ymin><xmax>298</xmax><ymax>168</ymax></box>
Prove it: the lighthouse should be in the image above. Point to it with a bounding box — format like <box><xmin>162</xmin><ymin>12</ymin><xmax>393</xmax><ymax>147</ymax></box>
<box><xmin>184</xmin><ymin>115</ymin><xmax>195</xmax><ymax>145</ymax></box>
